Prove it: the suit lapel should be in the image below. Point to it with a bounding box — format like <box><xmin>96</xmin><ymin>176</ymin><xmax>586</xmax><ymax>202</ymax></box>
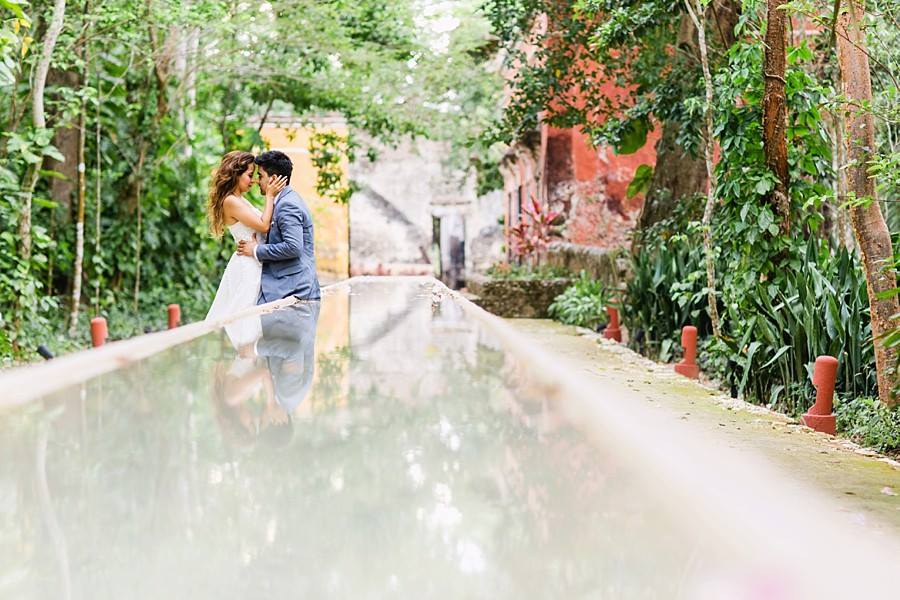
<box><xmin>268</xmin><ymin>186</ymin><xmax>292</xmax><ymax>244</ymax></box>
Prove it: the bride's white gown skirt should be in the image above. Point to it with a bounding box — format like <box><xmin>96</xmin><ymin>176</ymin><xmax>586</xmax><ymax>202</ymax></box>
<box><xmin>206</xmin><ymin>219</ymin><xmax>263</xmax><ymax>348</ymax></box>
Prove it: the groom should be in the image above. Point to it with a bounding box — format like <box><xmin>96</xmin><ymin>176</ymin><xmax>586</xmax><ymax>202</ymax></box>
<box><xmin>237</xmin><ymin>150</ymin><xmax>321</xmax><ymax>303</ymax></box>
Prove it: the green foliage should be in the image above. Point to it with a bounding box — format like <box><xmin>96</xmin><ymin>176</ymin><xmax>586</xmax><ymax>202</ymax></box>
<box><xmin>626</xmin><ymin>164</ymin><xmax>653</xmax><ymax>199</ymax></box>
<box><xmin>483</xmin><ymin>0</ymin><xmax>704</xmax><ymax>156</ymax></box>
<box><xmin>622</xmin><ymin>212</ymin><xmax>710</xmax><ymax>362</ymax></box>
<box><xmin>0</xmin><ymin>0</ymin><xmax>502</xmax><ymax>363</ymax></box>
<box><xmin>836</xmin><ymin>397</ymin><xmax>900</xmax><ymax>453</ymax></box>
<box><xmin>485</xmin><ymin>0</ymin><xmax>897</xmax><ymax>448</ymax></box>
<box><xmin>878</xmin><ymin>249</ymin><xmax>900</xmax><ymax>402</ymax></box>
<box><xmin>626</xmin><ymin>219</ymin><xmax>875</xmax><ymax>415</ymax></box>
<box><xmin>615</xmin><ymin>116</ymin><xmax>650</xmax><ymax>155</ymax></box>
<box><xmin>548</xmin><ymin>272</ymin><xmax>609</xmax><ymax>329</ymax></box>
<box><xmin>719</xmin><ymin>239</ymin><xmax>875</xmax><ymax>414</ymax></box>
<box><xmin>0</xmin><ymin>1</ymin><xmax>29</xmax><ymax>86</ymax></box>
<box><xmin>701</xmin><ymin>35</ymin><xmax>831</xmax><ymax>296</ymax></box>
<box><xmin>309</xmin><ymin>131</ymin><xmax>357</xmax><ymax>204</ymax></box>
<box><xmin>784</xmin><ymin>0</ymin><xmax>900</xmax><ymax>231</ymax></box>
<box><xmin>471</xmin><ymin>151</ymin><xmax>504</xmax><ymax>196</ymax></box>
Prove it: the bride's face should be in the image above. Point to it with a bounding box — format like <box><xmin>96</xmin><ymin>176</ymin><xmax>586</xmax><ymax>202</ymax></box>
<box><xmin>236</xmin><ymin>164</ymin><xmax>254</xmax><ymax>194</ymax></box>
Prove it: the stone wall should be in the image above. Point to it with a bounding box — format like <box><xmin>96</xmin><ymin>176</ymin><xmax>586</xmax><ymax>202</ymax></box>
<box><xmin>467</xmin><ymin>190</ymin><xmax>504</xmax><ymax>273</ymax></box>
<box><xmin>349</xmin><ymin>137</ymin><xmax>504</xmax><ymax>282</ymax></box>
<box><xmin>545</xmin><ymin>242</ymin><xmax>629</xmax><ymax>291</ymax></box>
<box><xmin>499</xmin><ymin>124</ymin><xmax>657</xmax><ymax>255</ymax></box>
<box><xmin>466</xmin><ymin>274</ymin><xmax>571</xmax><ymax>318</ymax></box>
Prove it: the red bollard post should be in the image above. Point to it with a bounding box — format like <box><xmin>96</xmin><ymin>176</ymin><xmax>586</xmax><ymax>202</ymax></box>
<box><xmin>90</xmin><ymin>317</ymin><xmax>108</xmax><ymax>348</ymax></box>
<box><xmin>603</xmin><ymin>306</ymin><xmax>622</xmax><ymax>342</ymax></box>
<box><xmin>674</xmin><ymin>325</ymin><xmax>699</xmax><ymax>379</ymax></box>
<box><xmin>801</xmin><ymin>356</ymin><xmax>838</xmax><ymax>435</ymax></box>
<box><xmin>167</xmin><ymin>304</ymin><xmax>181</xmax><ymax>330</ymax></box>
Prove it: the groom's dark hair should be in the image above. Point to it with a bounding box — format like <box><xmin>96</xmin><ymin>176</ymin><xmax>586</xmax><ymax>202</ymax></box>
<box><xmin>255</xmin><ymin>150</ymin><xmax>293</xmax><ymax>179</ymax></box>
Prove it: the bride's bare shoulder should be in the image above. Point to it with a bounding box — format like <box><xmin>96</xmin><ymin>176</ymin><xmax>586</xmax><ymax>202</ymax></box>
<box><xmin>221</xmin><ymin>194</ymin><xmax>245</xmax><ymax>224</ymax></box>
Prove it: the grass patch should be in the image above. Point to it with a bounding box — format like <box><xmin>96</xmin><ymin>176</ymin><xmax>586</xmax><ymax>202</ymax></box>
<box><xmin>835</xmin><ymin>396</ymin><xmax>900</xmax><ymax>454</ymax></box>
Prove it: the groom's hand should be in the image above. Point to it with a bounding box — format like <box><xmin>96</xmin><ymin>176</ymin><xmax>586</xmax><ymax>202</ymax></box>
<box><xmin>237</xmin><ymin>238</ymin><xmax>258</xmax><ymax>257</ymax></box>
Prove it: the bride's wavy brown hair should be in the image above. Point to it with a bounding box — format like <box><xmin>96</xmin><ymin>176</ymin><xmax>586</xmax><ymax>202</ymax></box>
<box><xmin>207</xmin><ymin>150</ymin><xmax>255</xmax><ymax>237</ymax></box>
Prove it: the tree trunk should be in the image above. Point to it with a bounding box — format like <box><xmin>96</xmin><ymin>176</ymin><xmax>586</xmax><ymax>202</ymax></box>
<box><xmin>47</xmin><ymin>124</ymin><xmax>79</xmax><ymax>217</ymax></box>
<box><xmin>146</xmin><ymin>0</ymin><xmax>171</xmax><ymax>123</ymax></box>
<box><xmin>638</xmin><ymin>120</ymin><xmax>706</xmax><ymax>230</ymax></box>
<box><xmin>762</xmin><ymin>0</ymin><xmax>790</xmax><ymax>232</ymax></box>
<box><xmin>94</xmin><ymin>68</ymin><xmax>103</xmax><ymax>314</ymax></box>
<box><xmin>18</xmin><ymin>0</ymin><xmax>67</xmax><ymax>262</ymax></box>
<box><xmin>133</xmin><ymin>144</ymin><xmax>147</xmax><ymax>312</ymax></box>
<box><xmin>69</xmin><ymin>28</ymin><xmax>89</xmax><ymax>337</ymax></box>
<box><xmin>639</xmin><ymin>4</ymin><xmax>739</xmax><ymax>234</ymax></box>
<box><xmin>684</xmin><ymin>0</ymin><xmax>722</xmax><ymax>338</ymax></box>
<box><xmin>711</xmin><ymin>0</ymin><xmax>740</xmax><ymax>48</ymax></box>
<box><xmin>46</xmin><ymin>69</ymin><xmax>82</xmax><ymax>220</ymax></box>
<box><xmin>830</xmin><ymin>113</ymin><xmax>857</xmax><ymax>251</ymax></box>
<box><xmin>836</xmin><ymin>0</ymin><xmax>899</xmax><ymax>405</ymax></box>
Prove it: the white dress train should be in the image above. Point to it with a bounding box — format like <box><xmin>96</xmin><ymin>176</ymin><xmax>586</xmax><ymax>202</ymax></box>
<box><xmin>206</xmin><ymin>210</ymin><xmax>263</xmax><ymax>348</ymax></box>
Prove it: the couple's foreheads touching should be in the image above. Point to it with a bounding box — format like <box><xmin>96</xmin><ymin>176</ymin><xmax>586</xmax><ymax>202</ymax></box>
<box><xmin>207</xmin><ymin>150</ymin><xmax>292</xmax><ymax>238</ymax></box>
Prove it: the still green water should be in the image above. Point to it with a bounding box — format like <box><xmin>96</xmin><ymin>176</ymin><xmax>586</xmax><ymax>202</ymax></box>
<box><xmin>0</xmin><ymin>278</ymin><xmax>893</xmax><ymax>599</ymax></box>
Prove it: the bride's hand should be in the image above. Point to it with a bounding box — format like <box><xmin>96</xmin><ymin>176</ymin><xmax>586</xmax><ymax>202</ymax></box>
<box><xmin>265</xmin><ymin>175</ymin><xmax>288</xmax><ymax>201</ymax></box>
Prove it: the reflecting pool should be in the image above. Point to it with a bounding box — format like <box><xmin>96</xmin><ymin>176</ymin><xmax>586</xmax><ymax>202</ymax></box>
<box><xmin>0</xmin><ymin>278</ymin><xmax>896</xmax><ymax>599</ymax></box>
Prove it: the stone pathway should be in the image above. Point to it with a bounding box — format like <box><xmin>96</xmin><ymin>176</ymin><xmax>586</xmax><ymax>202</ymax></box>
<box><xmin>508</xmin><ymin>318</ymin><xmax>900</xmax><ymax>539</ymax></box>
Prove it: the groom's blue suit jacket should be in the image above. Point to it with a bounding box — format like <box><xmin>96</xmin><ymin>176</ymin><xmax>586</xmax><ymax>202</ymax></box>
<box><xmin>256</xmin><ymin>185</ymin><xmax>321</xmax><ymax>303</ymax></box>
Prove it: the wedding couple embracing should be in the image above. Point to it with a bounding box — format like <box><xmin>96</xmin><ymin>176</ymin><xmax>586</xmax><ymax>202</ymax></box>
<box><xmin>205</xmin><ymin>150</ymin><xmax>320</xmax><ymax>347</ymax></box>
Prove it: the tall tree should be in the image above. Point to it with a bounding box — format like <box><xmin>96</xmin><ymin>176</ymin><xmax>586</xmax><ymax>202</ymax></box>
<box><xmin>18</xmin><ymin>0</ymin><xmax>67</xmax><ymax>261</ymax></box>
<box><xmin>638</xmin><ymin>121</ymin><xmax>706</xmax><ymax>229</ymax></box>
<box><xmin>762</xmin><ymin>0</ymin><xmax>790</xmax><ymax>232</ymax></box>
<box><xmin>639</xmin><ymin>1</ymin><xmax>740</xmax><ymax>230</ymax></box>
<box><xmin>69</xmin><ymin>0</ymin><xmax>90</xmax><ymax>336</ymax></box>
<box><xmin>684</xmin><ymin>0</ymin><xmax>722</xmax><ymax>338</ymax></box>
<box><xmin>638</xmin><ymin>14</ymin><xmax>707</xmax><ymax>231</ymax></box>
<box><xmin>836</xmin><ymin>0</ymin><xmax>899</xmax><ymax>405</ymax></box>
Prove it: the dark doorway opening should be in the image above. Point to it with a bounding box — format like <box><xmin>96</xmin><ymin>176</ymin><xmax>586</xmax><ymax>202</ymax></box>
<box><xmin>434</xmin><ymin>213</ymin><xmax>466</xmax><ymax>289</ymax></box>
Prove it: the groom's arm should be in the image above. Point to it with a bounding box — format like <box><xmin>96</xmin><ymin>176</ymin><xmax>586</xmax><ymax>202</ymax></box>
<box><xmin>255</xmin><ymin>202</ymin><xmax>305</xmax><ymax>263</ymax></box>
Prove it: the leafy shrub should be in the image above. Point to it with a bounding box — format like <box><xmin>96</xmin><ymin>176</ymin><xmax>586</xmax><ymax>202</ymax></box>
<box><xmin>835</xmin><ymin>397</ymin><xmax>900</xmax><ymax>453</ymax></box>
<box><xmin>718</xmin><ymin>238</ymin><xmax>875</xmax><ymax>415</ymax></box>
<box><xmin>548</xmin><ymin>272</ymin><xmax>609</xmax><ymax>329</ymax></box>
<box><xmin>508</xmin><ymin>196</ymin><xmax>561</xmax><ymax>266</ymax></box>
<box><xmin>624</xmin><ymin>228</ymin><xmax>875</xmax><ymax>415</ymax></box>
<box><xmin>622</xmin><ymin>218</ymin><xmax>712</xmax><ymax>361</ymax></box>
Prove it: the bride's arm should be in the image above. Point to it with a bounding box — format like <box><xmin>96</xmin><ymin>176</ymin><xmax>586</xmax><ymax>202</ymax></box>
<box><xmin>223</xmin><ymin>176</ymin><xmax>287</xmax><ymax>233</ymax></box>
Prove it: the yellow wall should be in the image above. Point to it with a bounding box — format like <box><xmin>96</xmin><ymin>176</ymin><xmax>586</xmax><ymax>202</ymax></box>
<box><xmin>260</xmin><ymin>123</ymin><xmax>350</xmax><ymax>279</ymax></box>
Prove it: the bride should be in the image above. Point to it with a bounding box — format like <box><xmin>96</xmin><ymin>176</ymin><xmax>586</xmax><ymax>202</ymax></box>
<box><xmin>205</xmin><ymin>150</ymin><xmax>287</xmax><ymax>347</ymax></box>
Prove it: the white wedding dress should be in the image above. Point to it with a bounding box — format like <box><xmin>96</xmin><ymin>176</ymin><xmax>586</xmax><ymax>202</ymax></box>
<box><xmin>206</xmin><ymin>206</ymin><xmax>263</xmax><ymax>348</ymax></box>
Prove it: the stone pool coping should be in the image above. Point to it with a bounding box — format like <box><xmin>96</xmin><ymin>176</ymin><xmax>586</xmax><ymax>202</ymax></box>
<box><xmin>0</xmin><ymin>290</ymin><xmax>323</xmax><ymax>409</ymax></box>
<box><xmin>0</xmin><ymin>277</ymin><xmax>424</xmax><ymax>408</ymax></box>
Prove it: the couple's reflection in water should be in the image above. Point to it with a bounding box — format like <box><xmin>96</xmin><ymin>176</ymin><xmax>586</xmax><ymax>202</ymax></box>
<box><xmin>211</xmin><ymin>302</ymin><xmax>320</xmax><ymax>449</ymax></box>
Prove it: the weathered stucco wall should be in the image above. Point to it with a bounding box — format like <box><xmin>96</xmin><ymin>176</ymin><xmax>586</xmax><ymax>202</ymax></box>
<box><xmin>349</xmin><ymin>137</ymin><xmax>504</xmax><ymax>283</ymax></box>
<box><xmin>466</xmin><ymin>274</ymin><xmax>572</xmax><ymax>318</ymax></box>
